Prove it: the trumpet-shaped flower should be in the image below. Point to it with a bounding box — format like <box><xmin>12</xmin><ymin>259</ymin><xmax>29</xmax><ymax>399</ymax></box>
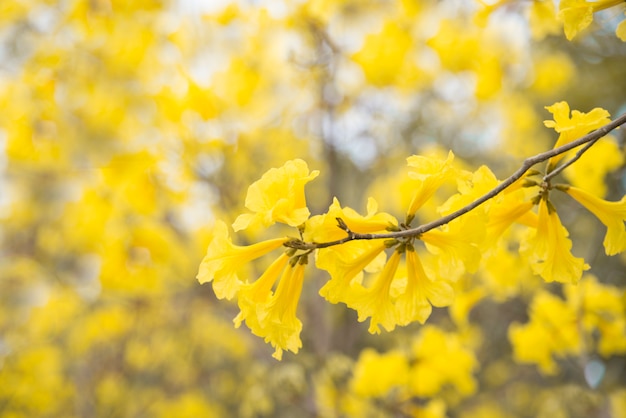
<box><xmin>197</xmin><ymin>220</ymin><xmax>288</xmax><ymax>299</ymax></box>
<box><xmin>406</xmin><ymin>151</ymin><xmax>457</xmax><ymax>217</ymax></box>
<box><xmin>309</xmin><ymin>197</ymin><xmax>396</xmax><ymax>304</ymax></box>
<box><xmin>261</xmin><ymin>260</ymin><xmax>306</xmax><ymax>360</ymax></box>
<box><xmin>521</xmin><ymin>199</ymin><xmax>588</xmax><ymax>284</ymax></box>
<box><xmin>350</xmin><ymin>250</ymin><xmax>402</xmax><ymax>334</ymax></box>
<box><xmin>421</xmin><ymin>222</ymin><xmax>482</xmax><ymax>278</ymax></box>
<box><xmin>562</xmin><ymin>185</ymin><xmax>626</xmax><ymax>255</ymax></box>
<box><xmin>236</xmin><ymin>257</ymin><xmax>307</xmax><ymax>360</ymax></box>
<box><xmin>395</xmin><ymin>248</ymin><xmax>454</xmax><ymax>326</ymax></box>
<box><xmin>317</xmin><ymin>242</ymin><xmax>387</xmax><ymax>305</ymax></box>
<box><xmin>304</xmin><ymin>197</ymin><xmax>397</xmax><ymax>245</ymax></box>
<box><xmin>543</xmin><ymin>102</ymin><xmax>610</xmax><ymax>170</ymax></box>
<box><xmin>232</xmin><ymin>159</ymin><xmax>319</xmax><ymax>231</ymax></box>
<box><xmin>234</xmin><ymin>253</ymin><xmax>291</xmax><ymax>333</ymax></box>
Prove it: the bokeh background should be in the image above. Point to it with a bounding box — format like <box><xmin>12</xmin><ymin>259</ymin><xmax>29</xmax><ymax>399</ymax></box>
<box><xmin>1</xmin><ymin>0</ymin><xmax>625</xmax><ymax>417</ymax></box>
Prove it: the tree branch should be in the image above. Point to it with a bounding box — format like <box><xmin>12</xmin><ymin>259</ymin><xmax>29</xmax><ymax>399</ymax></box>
<box><xmin>285</xmin><ymin>112</ymin><xmax>626</xmax><ymax>250</ymax></box>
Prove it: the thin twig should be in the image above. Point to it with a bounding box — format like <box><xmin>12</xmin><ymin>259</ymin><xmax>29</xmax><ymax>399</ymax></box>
<box><xmin>285</xmin><ymin>112</ymin><xmax>626</xmax><ymax>251</ymax></box>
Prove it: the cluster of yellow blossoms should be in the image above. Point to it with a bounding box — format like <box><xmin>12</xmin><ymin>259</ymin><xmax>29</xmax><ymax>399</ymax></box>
<box><xmin>198</xmin><ymin>103</ymin><xmax>626</xmax><ymax>360</ymax></box>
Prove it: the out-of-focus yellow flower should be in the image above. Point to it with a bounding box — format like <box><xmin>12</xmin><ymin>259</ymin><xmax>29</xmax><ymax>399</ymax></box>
<box><xmin>529</xmin><ymin>0</ymin><xmax>561</xmax><ymax>40</ymax></box>
<box><xmin>409</xmin><ymin>326</ymin><xmax>477</xmax><ymax>397</ymax></box>
<box><xmin>564</xmin><ymin>276</ymin><xmax>626</xmax><ymax>357</ymax></box>
<box><xmin>509</xmin><ymin>290</ymin><xmax>581</xmax><ymax>374</ymax></box>
<box><xmin>352</xmin><ymin>21</ymin><xmax>414</xmax><ymax>87</ymax></box>
<box><xmin>406</xmin><ymin>151</ymin><xmax>456</xmax><ymax>217</ymax></box>
<box><xmin>543</xmin><ymin>102</ymin><xmax>610</xmax><ymax>171</ymax></box>
<box><xmin>395</xmin><ymin>248</ymin><xmax>454</xmax><ymax>326</ymax></box>
<box><xmin>351</xmin><ymin>349</ymin><xmax>409</xmax><ymax>397</ymax></box>
<box><xmin>521</xmin><ymin>199</ymin><xmax>588</xmax><ymax>284</ymax></box>
<box><xmin>232</xmin><ymin>159</ymin><xmax>319</xmax><ymax>231</ymax></box>
<box><xmin>197</xmin><ymin>220</ymin><xmax>288</xmax><ymax>299</ymax></box>
<box><xmin>617</xmin><ymin>15</ymin><xmax>626</xmax><ymax>40</ymax></box>
<box><xmin>562</xmin><ymin>185</ymin><xmax>626</xmax><ymax>255</ymax></box>
<box><xmin>558</xmin><ymin>0</ymin><xmax>625</xmax><ymax>40</ymax></box>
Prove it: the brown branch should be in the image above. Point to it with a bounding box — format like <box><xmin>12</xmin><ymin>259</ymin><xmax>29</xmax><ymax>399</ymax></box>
<box><xmin>285</xmin><ymin>112</ymin><xmax>626</xmax><ymax>251</ymax></box>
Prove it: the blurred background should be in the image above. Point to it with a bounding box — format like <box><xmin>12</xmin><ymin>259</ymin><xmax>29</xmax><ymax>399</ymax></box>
<box><xmin>1</xmin><ymin>0</ymin><xmax>625</xmax><ymax>417</ymax></box>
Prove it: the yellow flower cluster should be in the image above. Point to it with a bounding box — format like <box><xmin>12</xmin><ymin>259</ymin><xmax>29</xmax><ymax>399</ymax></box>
<box><xmin>197</xmin><ymin>103</ymin><xmax>625</xmax><ymax>358</ymax></box>
<box><xmin>509</xmin><ymin>275</ymin><xmax>626</xmax><ymax>374</ymax></box>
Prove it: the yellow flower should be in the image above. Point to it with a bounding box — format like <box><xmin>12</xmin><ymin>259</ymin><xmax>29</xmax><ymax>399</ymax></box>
<box><xmin>232</xmin><ymin>159</ymin><xmax>319</xmax><ymax>231</ymax></box>
<box><xmin>307</xmin><ymin>197</ymin><xmax>396</xmax><ymax>305</ymax></box>
<box><xmin>486</xmin><ymin>199</ymin><xmax>535</xmax><ymax>244</ymax></box>
<box><xmin>196</xmin><ymin>220</ymin><xmax>288</xmax><ymax>299</ymax></box>
<box><xmin>405</xmin><ymin>151</ymin><xmax>456</xmax><ymax>217</ymax></box>
<box><xmin>350</xmin><ymin>349</ymin><xmax>409</xmax><ymax>398</ymax></box>
<box><xmin>558</xmin><ymin>0</ymin><xmax>625</xmax><ymax>40</ymax></box>
<box><xmin>409</xmin><ymin>326</ymin><xmax>478</xmax><ymax>397</ymax></box>
<box><xmin>261</xmin><ymin>260</ymin><xmax>307</xmax><ymax>360</ymax></box>
<box><xmin>235</xmin><ymin>254</ymin><xmax>307</xmax><ymax>360</ymax></box>
<box><xmin>543</xmin><ymin>101</ymin><xmax>610</xmax><ymax>170</ymax></box>
<box><xmin>234</xmin><ymin>253</ymin><xmax>291</xmax><ymax>332</ymax></box>
<box><xmin>350</xmin><ymin>250</ymin><xmax>402</xmax><ymax>334</ymax></box>
<box><xmin>304</xmin><ymin>197</ymin><xmax>397</xmax><ymax>244</ymax></box>
<box><xmin>421</xmin><ymin>222</ymin><xmax>482</xmax><ymax>278</ymax></box>
<box><xmin>617</xmin><ymin>15</ymin><xmax>626</xmax><ymax>41</ymax></box>
<box><xmin>351</xmin><ymin>21</ymin><xmax>414</xmax><ymax>87</ymax></box>
<box><xmin>395</xmin><ymin>248</ymin><xmax>454</xmax><ymax>326</ymax></box>
<box><xmin>317</xmin><ymin>242</ymin><xmax>386</xmax><ymax>305</ymax></box>
<box><xmin>562</xmin><ymin>137</ymin><xmax>623</xmax><ymax>197</ymax></box>
<box><xmin>509</xmin><ymin>290</ymin><xmax>582</xmax><ymax>374</ymax></box>
<box><xmin>562</xmin><ymin>185</ymin><xmax>626</xmax><ymax>255</ymax></box>
<box><xmin>521</xmin><ymin>199</ymin><xmax>588</xmax><ymax>284</ymax></box>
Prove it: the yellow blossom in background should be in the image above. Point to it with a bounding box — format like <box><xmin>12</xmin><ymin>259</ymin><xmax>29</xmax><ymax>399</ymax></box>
<box><xmin>350</xmin><ymin>349</ymin><xmax>409</xmax><ymax>397</ymax></box>
<box><xmin>543</xmin><ymin>101</ymin><xmax>611</xmax><ymax>170</ymax></box>
<box><xmin>558</xmin><ymin>0</ymin><xmax>594</xmax><ymax>39</ymax></box>
<box><xmin>529</xmin><ymin>0</ymin><xmax>562</xmax><ymax>39</ymax></box>
<box><xmin>352</xmin><ymin>21</ymin><xmax>415</xmax><ymax>87</ymax></box>
<box><xmin>561</xmin><ymin>185</ymin><xmax>626</xmax><ymax>255</ymax></box>
<box><xmin>564</xmin><ymin>276</ymin><xmax>626</xmax><ymax>357</ymax></box>
<box><xmin>197</xmin><ymin>220</ymin><xmax>288</xmax><ymax>299</ymax></box>
<box><xmin>558</xmin><ymin>0</ymin><xmax>626</xmax><ymax>40</ymax></box>
<box><xmin>409</xmin><ymin>326</ymin><xmax>478</xmax><ymax>397</ymax></box>
<box><xmin>509</xmin><ymin>290</ymin><xmax>581</xmax><ymax>374</ymax></box>
<box><xmin>232</xmin><ymin>159</ymin><xmax>319</xmax><ymax>231</ymax></box>
<box><xmin>618</xmin><ymin>15</ymin><xmax>626</xmax><ymax>40</ymax></box>
<box><xmin>521</xmin><ymin>199</ymin><xmax>588</xmax><ymax>283</ymax></box>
